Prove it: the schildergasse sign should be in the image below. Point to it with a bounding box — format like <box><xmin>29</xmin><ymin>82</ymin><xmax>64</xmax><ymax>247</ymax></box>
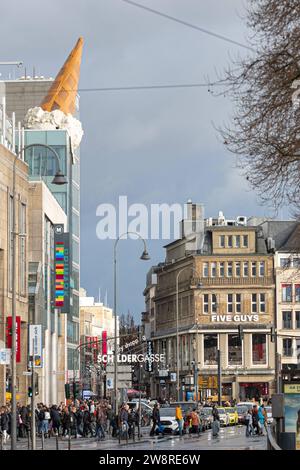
<box><xmin>97</xmin><ymin>353</ymin><xmax>165</xmax><ymax>364</ymax></box>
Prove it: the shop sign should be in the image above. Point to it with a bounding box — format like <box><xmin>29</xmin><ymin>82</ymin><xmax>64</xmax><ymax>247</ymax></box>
<box><xmin>211</xmin><ymin>314</ymin><xmax>259</xmax><ymax>322</ymax></box>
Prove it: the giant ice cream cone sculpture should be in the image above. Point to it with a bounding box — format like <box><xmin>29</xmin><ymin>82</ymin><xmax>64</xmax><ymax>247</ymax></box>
<box><xmin>40</xmin><ymin>37</ymin><xmax>83</xmax><ymax>115</ymax></box>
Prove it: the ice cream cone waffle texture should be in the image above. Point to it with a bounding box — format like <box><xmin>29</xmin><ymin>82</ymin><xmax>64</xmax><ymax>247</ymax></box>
<box><xmin>40</xmin><ymin>37</ymin><xmax>83</xmax><ymax>115</ymax></box>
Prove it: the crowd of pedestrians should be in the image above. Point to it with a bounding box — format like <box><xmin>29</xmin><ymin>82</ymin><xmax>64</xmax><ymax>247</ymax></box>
<box><xmin>0</xmin><ymin>399</ymin><xmax>141</xmax><ymax>443</ymax></box>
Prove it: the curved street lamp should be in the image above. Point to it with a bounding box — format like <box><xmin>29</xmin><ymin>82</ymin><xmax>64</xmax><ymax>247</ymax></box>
<box><xmin>113</xmin><ymin>231</ymin><xmax>150</xmax><ymax>414</ymax></box>
<box><xmin>11</xmin><ymin>143</ymin><xmax>67</xmax><ymax>450</ymax></box>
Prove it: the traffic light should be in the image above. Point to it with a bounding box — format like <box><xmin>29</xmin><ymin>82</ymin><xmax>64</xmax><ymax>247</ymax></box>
<box><xmin>238</xmin><ymin>325</ymin><xmax>244</xmax><ymax>344</ymax></box>
<box><xmin>72</xmin><ymin>381</ymin><xmax>80</xmax><ymax>398</ymax></box>
<box><xmin>28</xmin><ymin>387</ymin><xmax>33</xmax><ymax>397</ymax></box>
<box><xmin>271</xmin><ymin>326</ymin><xmax>276</xmax><ymax>343</ymax></box>
<box><xmin>65</xmin><ymin>383</ymin><xmax>70</xmax><ymax>399</ymax></box>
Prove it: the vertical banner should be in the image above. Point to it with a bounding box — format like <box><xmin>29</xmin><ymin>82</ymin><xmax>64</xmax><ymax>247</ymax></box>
<box><xmin>6</xmin><ymin>316</ymin><xmax>21</xmax><ymax>363</ymax></box>
<box><xmin>102</xmin><ymin>331</ymin><xmax>107</xmax><ymax>368</ymax></box>
<box><xmin>93</xmin><ymin>336</ymin><xmax>98</xmax><ymax>363</ymax></box>
<box><xmin>145</xmin><ymin>340</ymin><xmax>153</xmax><ymax>372</ymax></box>
<box><xmin>29</xmin><ymin>325</ymin><xmax>42</xmax><ymax>368</ymax></box>
<box><xmin>54</xmin><ymin>225</ymin><xmax>70</xmax><ymax>313</ymax></box>
<box><xmin>284</xmin><ymin>383</ymin><xmax>300</xmax><ymax>450</ymax></box>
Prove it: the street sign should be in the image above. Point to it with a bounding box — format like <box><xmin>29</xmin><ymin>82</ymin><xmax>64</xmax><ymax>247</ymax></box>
<box><xmin>106</xmin><ymin>377</ymin><xmax>113</xmax><ymax>389</ymax></box>
<box><xmin>23</xmin><ymin>371</ymin><xmax>32</xmax><ymax>376</ymax></box>
<box><xmin>29</xmin><ymin>325</ymin><xmax>42</xmax><ymax>368</ymax></box>
<box><xmin>0</xmin><ymin>348</ymin><xmax>11</xmax><ymax>365</ymax></box>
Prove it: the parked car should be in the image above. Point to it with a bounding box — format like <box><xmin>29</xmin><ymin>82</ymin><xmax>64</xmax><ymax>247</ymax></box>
<box><xmin>224</xmin><ymin>407</ymin><xmax>239</xmax><ymax>425</ymax></box>
<box><xmin>217</xmin><ymin>407</ymin><xmax>230</xmax><ymax>426</ymax></box>
<box><xmin>236</xmin><ymin>403</ymin><xmax>255</xmax><ymax>424</ymax></box>
<box><xmin>264</xmin><ymin>406</ymin><xmax>273</xmax><ymax>424</ymax></box>
<box><xmin>200</xmin><ymin>407</ymin><xmax>213</xmax><ymax>429</ymax></box>
<box><xmin>158</xmin><ymin>407</ymin><xmax>179</xmax><ymax>435</ymax></box>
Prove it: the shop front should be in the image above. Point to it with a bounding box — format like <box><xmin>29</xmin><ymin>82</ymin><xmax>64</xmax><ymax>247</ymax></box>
<box><xmin>239</xmin><ymin>382</ymin><xmax>269</xmax><ymax>401</ymax></box>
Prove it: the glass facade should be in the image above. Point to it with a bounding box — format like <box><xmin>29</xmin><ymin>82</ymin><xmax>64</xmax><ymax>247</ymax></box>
<box><xmin>24</xmin><ymin>129</ymin><xmax>80</xmax><ymax>348</ymax></box>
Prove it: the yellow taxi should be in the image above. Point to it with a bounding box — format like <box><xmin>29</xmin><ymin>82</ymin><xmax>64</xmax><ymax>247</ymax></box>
<box><xmin>224</xmin><ymin>407</ymin><xmax>239</xmax><ymax>425</ymax></box>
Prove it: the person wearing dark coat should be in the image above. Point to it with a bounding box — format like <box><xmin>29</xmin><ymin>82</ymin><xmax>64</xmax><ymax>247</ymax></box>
<box><xmin>50</xmin><ymin>406</ymin><xmax>61</xmax><ymax>436</ymax></box>
<box><xmin>0</xmin><ymin>407</ymin><xmax>10</xmax><ymax>442</ymax></box>
<box><xmin>150</xmin><ymin>403</ymin><xmax>160</xmax><ymax>436</ymax></box>
<box><xmin>83</xmin><ymin>406</ymin><xmax>94</xmax><ymax>437</ymax></box>
<box><xmin>62</xmin><ymin>407</ymin><xmax>72</xmax><ymax>437</ymax></box>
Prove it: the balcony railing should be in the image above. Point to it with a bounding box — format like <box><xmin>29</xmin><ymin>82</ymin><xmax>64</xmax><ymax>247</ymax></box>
<box><xmin>194</xmin><ymin>276</ymin><xmax>274</xmax><ymax>286</ymax></box>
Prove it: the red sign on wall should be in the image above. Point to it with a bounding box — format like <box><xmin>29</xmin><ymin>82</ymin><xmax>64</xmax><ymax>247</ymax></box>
<box><xmin>6</xmin><ymin>316</ymin><xmax>21</xmax><ymax>363</ymax></box>
<box><xmin>102</xmin><ymin>331</ymin><xmax>107</xmax><ymax>367</ymax></box>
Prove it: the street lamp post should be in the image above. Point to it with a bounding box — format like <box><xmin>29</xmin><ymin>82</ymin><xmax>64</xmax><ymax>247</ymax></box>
<box><xmin>113</xmin><ymin>232</ymin><xmax>150</xmax><ymax>414</ymax></box>
<box><xmin>175</xmin><ymin>266</ymin><xmax>198</xmax><ymax>402</ymax></box>
<box><xmin>11</xmin><ymin>144</ymin><xmax>67</xmax><ymax>450</ymax></box>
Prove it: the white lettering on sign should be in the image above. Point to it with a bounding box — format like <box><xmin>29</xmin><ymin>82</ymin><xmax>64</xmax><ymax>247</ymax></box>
<box><xmin>211</xmin><ymin>314</ymin><xmax>259</xmax><ymax>322</ymax></box>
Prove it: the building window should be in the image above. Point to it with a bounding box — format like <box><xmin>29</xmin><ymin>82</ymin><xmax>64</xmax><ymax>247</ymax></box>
<box><xmin>204</xmin><ymin>334</ymin><xmax>218</xmax><ymax>365</ymax></box>
<box><xmin>203</xmin><ymin>262</ymin><xmax>209</xmax><ymax>277</ymax></box>
<box><xmin>282</xmin><ymin>284</ymin><xmax>292</xmax><ymax>302</ymax></box>
<box><xmin>252</xmin><ymin>334</ymin><xmax>267</xmax><ymax>364</ymax></box>
<box><xmin>243</xmin><ymin>235</ymin><xmax>248</xmax><ymax>247</ymax></box>
<box><xmin>227</xmin><ymin>262</ymin><xmax>233</xmax><ymax>277</ymax></box>
<box><xmin>219</xmin><ymin>262</ymin><xmax>224</xmax><ymax>277</ymax></box>
<box><xmin>259</xmin><ymin>262</ymin><xmax>265</xmax><ymax>277</ymax></box>
<box><xmin>280</xmin><ymin>257</ymin><xmax>290</xmax><ymax>268</ymax></box>
<box><xmin>283</xmin><ymin>338</ymin><xmax>293</xmax><ymax>357</ymax></box>
<box><xmin>293</xmin><ymin>258</ymin><xmax>300</xmax><ymax>268</ymax></box>
<box><xmin>251</xmin><ymin>294</ymin><xmax>257</xmax><ymax>313</ymax></box>
<box><xmin>296</xmin><ymin>312</ymin><xmax>300</xmax><ymax>329</ymax></box>
<box><xmin>212</xmin><ymin>294</ymin><xmax>217</xmax><ymax>313</ymax></box>
<box><xmin>295</xmin><ymin>285</ymin><xmax>300</xmax><ymax>302</ymax></box>
<box><xmin>235</xmin><ymin>235</ymin><xmax>240</xmax><ymax>248</ymax></box>
<box><xmin>235</xmin><ymin>262</ymin><xmax>241</xmax><ymax>277</ymax></box>
<box><xmin>227</xmin><ymin>294</ymin><xmax>233</xmax><ymax>313</ymax></box>
<box><xmin>236</xmin><ymin>294</ymin><xmax>241</xmax><ymax>313</ymax></box>
<box><xmin>282</xmin><ymin>311</ymin><xmax>292</xmax><ymax>329</ymax></box>
<box><xmin>219</xmin><ymin>235</ymin><xmax>225</xmax><ymax>248</ymax></box>
<box><xmin>211</xmin><ymin>262</ymin><xmax>217</xmax><ymax>277</ymax></box>
<box><xmin>251</xmin><ymin>262</ymin><xmax>257</xmax><ymax>277</ymax></box>
<box><xmin>203</xmin><ymin>294</ymin><xmax>209</xmax><ymax>314</ymax></box>
<box><xmin>243</xmin><ymin>262</ymin><xmax>248</xmax><ymax>277</ymax></box>
<box><xmin>228</xmin><ymin>335</ymin><xmax>242</xmax><ymax>365</ymax></box>
<box><xmin>228</xmin><ymin>235</ymin><xmax>233</xmax><ymax>248</ymax></box>
<box><xmin>259</xmin><ymin>293</ymin><xmax>266</xmax><ymax>313</ymax></box>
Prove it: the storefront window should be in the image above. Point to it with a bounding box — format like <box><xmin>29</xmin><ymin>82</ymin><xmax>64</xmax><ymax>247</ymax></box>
<box><xmin>204</xmin><ymin>334</ymin><xmax>217</xmax><ymax>365</ymax></box>
<box><xmin>228</xmin><ymin>334</ymin><xmax>242</xmax><ymax>365</ymax></box>
<box><xmin>252</xmin><ymin>334</ymin><xmax>266</xmax><ymax>365</ymax></box>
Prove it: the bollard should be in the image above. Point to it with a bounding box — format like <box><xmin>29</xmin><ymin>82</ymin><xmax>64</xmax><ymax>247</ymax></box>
<box><xmin>27</xmin><ymin>431</ymin><xmax>30</xmax><ymax>450</ymax></box>
<box><xmin>68</xmin><ymin>432</ymin><xmax>71</xmax><ymax>450</ymax></box>
<box><xmin>41</xmin><ymin>432</ymin><xmax>44</xmax><ymax>450</ymax></box>
<box><xmin>0</xmin><ymin>433</ymin><xmax>3</xmax><ymax>451</ymax></box>
<box><xmin>133</xmin><ymin>424</ymin><xmax>135</xmax><ymax>442</ymax></box>
<box><xmin>56</xmin><ymin>434</ymin><xmax>59</xmax><ymax>450</ymax></box>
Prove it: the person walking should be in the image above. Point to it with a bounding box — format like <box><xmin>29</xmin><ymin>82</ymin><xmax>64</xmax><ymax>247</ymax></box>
<box><xmin>245</xmin><ymin>409</ymin><xmax>253</xmax><ymax>437</ymax></box>
<box><xmin>258</xmin><ymin>404</ymin><xmax>266</xmax><ymax>436</ymax></box>
<box><xmin>175</xmin><ymin>405</ymin><xmax>184</xmax><ymax>436</ymax></box>
<box><xmin>50</xmin><ymin>405</ymin><xmax>61</xmax><ymax>436</ymax></box>
<box><xmin>150</xmin><ymin>403</ymin><xmax>160</xmax><ymax>436</ymax></box>
<box><xmin>62</xmin><ymin>406</ymin><xmax>72</xmax><ymax>438</ymax></box>
<box><xmin>0</xmin><ymin>406</ymin><xmax>10</xmax><ymax>443</ymax></box>
<box><xmin>95</xmin><ymin>405</ymin><xmax>106</xmax><ymax>441</ymax></box>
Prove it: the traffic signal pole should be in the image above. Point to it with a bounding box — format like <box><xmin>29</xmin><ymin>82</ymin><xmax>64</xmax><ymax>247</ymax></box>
<box><xmin>31</xmin><ymin>339</ymin><xmax>36</xmax><ymax>450</ymax></box>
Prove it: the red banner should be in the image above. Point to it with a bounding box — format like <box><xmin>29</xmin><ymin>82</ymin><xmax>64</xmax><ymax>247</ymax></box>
<box><xmin>6</xmin><ymin>316</ymin><xmax>21</xmax><ymax>363</ymax></box>
<box><xmin>102</xmin><ymin>331</ymin><xmax>107</xmax><ymax>367</ymax></box>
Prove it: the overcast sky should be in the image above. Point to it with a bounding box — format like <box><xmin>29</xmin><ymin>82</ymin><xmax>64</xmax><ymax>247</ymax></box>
<box><xmin>0</xmin><ymin>0</ymin><xmax>291</xmax><ymax>321</ymax></box>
